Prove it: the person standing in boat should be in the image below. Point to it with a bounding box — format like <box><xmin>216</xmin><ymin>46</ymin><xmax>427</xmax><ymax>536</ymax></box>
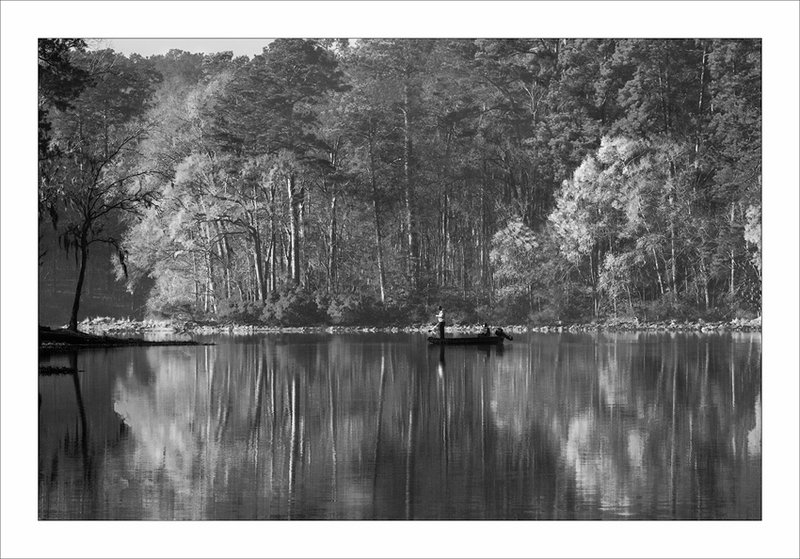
<box><xmin>436</xmin><ymin>306</ymin><xmax>446</xmax><ymax>339</ymax></box>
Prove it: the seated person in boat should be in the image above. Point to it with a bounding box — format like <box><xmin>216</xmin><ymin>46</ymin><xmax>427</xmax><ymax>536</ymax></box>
<box><xmin>436</xmin><ymin>306</ymin><xmax>445</xmax><ymax>339</ymax></box>
<box><xmin>494</xmin><ymin>327</ymin><xmax>512</xmax><ymax>340</ymax></box>
<box><xmin>479</xmin><ymin>323</ymin><xmax>491</xmax><ymax>336</ymax></box>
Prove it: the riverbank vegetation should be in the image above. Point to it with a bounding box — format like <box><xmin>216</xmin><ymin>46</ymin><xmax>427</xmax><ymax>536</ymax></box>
<box><xmin>39</xmin><ymin>39</ymin><xmax>761</xmax><ymax>329</ymax></box>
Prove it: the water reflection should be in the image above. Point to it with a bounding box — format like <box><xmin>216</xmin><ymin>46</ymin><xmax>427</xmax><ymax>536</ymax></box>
<box><xmin>39</xmin><ymin>332</ymin><xmax>761</xmax><ymax>519</ymax></box>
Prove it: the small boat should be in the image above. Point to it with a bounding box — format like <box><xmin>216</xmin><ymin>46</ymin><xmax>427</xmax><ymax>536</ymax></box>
<box><xmin>427</xmin><ymin>336</ymin><xmax>506</xmax><ymax>346</ymax></box>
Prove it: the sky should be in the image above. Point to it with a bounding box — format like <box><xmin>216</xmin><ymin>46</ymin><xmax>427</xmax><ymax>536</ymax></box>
<box><xmin>93</xmin><ymin>38</ymin><xmax>273</xmax><ymax>58</ymax></box>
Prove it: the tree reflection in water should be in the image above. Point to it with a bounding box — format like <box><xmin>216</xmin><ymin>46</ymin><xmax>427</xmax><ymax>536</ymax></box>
<box><xmin>38</xmin><ymin>332</ymin><xmax>761</xmax><ymax>519</ymax></box>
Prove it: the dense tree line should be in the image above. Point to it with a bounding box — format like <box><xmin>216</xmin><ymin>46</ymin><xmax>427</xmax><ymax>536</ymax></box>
<box><xmin>39</xmin><ymin>39</ymin><xmax>761</xmax><ymax>328</ymax></box>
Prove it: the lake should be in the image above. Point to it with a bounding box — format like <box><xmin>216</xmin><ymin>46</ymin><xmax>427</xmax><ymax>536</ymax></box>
<box><xmin>38</xmin><ymin>331</ymin><xmax>761</xmax><ymax>520</ymax></box>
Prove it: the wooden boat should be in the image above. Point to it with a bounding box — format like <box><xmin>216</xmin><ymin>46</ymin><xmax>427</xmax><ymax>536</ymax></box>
<box><xmin>427</xmin><ymin>335</ymin><xmax>505</xmax><ymax>346</ymax></box>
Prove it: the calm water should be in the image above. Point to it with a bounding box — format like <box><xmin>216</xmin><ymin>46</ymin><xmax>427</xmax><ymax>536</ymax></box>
<box><xmin>39</xmin><ymin>331</ymin><xmax>761</xmax><ymax>520</ymax></box>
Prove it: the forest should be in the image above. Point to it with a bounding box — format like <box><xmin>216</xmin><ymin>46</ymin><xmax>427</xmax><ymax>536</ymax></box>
<box><xmin>38</xmin><ymin>38</ymin><xmax>762</xmax><ymax>329</ymax></box>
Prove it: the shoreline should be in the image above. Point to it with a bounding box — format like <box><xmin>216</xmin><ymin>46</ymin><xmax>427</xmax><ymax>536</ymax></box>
<box><xmin>38</xmin><ymin>325</ymin><xmax>210</xmax><ymax>354</ymax></box>
<box><xmin>62</xmin><ymin>316</ymin><xmax>762</xmax><ymax>337</ymax></box>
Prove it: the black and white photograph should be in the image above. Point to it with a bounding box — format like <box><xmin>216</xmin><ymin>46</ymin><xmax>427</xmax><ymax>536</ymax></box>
<box><xmin>2</xmin><ymin>1</ymin><xmax>798</xmax><ymax>558</ymax></box>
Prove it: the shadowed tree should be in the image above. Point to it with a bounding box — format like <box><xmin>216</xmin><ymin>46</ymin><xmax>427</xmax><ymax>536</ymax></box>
<box><xmin>38</xmin><ymin>39</ymin><xmax>90</xmax><ymax>262</ymax></box>
<box><xmin>43</xmin><ymin>49</ymin><xmax>161</xmax><ymax>330</ymax></box>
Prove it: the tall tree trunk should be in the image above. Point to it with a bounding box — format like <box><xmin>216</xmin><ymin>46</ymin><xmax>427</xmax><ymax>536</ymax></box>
<box><xmin>695</xmin><ymin>42</ymin><xmax>709</xmax><ymax>162</ymax></box>
<box><xmin>652</xmin><ymin>247</ymin><xmax>666</xmax><ymax>296</ymax></box>
<box><xmin>441</xmin><ymin>187</ymin><xmax>449</xmax><ymax>286</ymax></box>
<box><xmin>668</xmin><ymin>179</ymin><xmax>678</xmax><ymax>295</ymax></box>
<box><xmin>268</xmin><ymin>238</ymin><xmax>275</xmax><ymax>293</ymax></box>
<box><xmin>198</xmin><ymin>198</ymin><xmax>218</xmax><ymax>313</ymax></box>
<box><xmin>252</xmin><ymin>232</ymin><xmax>266</xmax><ymax>301</ymax></box>
<box><xmin>328</xmin><ymin>192</ymin><xmax>337</xmax><ymax>293</ymax></box>
<box><xmin>326</xmin><ymin>140</ymin><xmax>341</xmax><ymax>294</ymax></box>
<box><xmin>299</xmin><ymin>186</ymin><xmax>306</xmax><ymax>287</ymax></box>
<box><xmin>439</xmin><ymin>132</ymin><xmax>452</xmax><ymax>286</ymax></box>
<box><xmin>68</xmin><ymin>230</ymin><xmax>89</xmax><ymax>331</ymax></box>
<box><xmin>369</xmin><ymin>137</ymin><xmax>386</xmax><ymax>304</ymax></box>
<box><xmin>202</xmin><ymin>222</ymin><xmax>217</xmax><ymax>314</ymax></box>
<box><xmin>249</xmin><ymin>181</ymin><xmax>266</xmax><ymax>300</ymax></box>
<box><xmin>670</xmin><ymin>225</ymin><xmax>677</xmax><ymax>295</ymax></box>
<box><xmin>480</xmin><ymin>174</ymin><xmax>487</xmax><ymax>291</ymax></box>
<box><xmin>191</xmin><ymin>236</ymin><xmax>200</xmax><ymax>313</ymax></box>
<box><xmin>268</xmin><ymin>181</ymin><xmax>276</xmax><ymax>293</ymax></box>
<box><xmin>461</xmin><ymin>244</ymin><xmax>467</xmax><ymax>298</ymax></box>
<box><xmin>281</xmin><ymin>232</ymin><xmax>289</xmax><ymax>281</ymax></box>
<box><xmin>287</xmin><ymin>174</ymin><xmax>301</xmax><ymax>285</ymax></box>
<box><xmin>589</xmin><ymin>246</ymin><xmax>599</xmax><ymax>317</ymax></box>
<box><xmin>729</xmin><ymin>203</ymin><xmax>736</xmax><ymax>299</ymax></box>
<box><xmin>215</xmin><ymin>221</ymin><xmax>232</xmax><ymax>300</ymax></box>
<box><xmin>402</xmin><ymin>83</ymin><xmax>418</xmax><ymax>290</ymax></box>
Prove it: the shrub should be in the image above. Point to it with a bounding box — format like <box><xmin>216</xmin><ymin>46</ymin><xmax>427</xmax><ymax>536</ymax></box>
<box><xmin>637</xmin><ymin>293</ymin><xmax>695</xmax><ymax>322</ymax></box>
<box><xmin>489</xmin><ymin>295</ymin><xmax>530</xmax><ymax>323</ymax></box>
<box><xmin>241</xmin><ymin>301</ymin><xmax>266</xmax><ymax>323</ymax></box>
<box><xmin>145</xmin><ymin>295</ymin><xmax>195</xmax><ymax>321</ymax></box>
<box><xmin>527</xmin><ymin>308</ymin><xmax>560</xmax><ymax>325</ymax></box>
<box><xmin>144</xmin><ymin>273</ymin><xmax>197</xmax><ymax>321</ymax></box>
<box><xmin>260</xmin><ymin>286</ymin><xmax>324</xmax><ymax>326</ymax></box>
<box><xmin>327</xmin><ymin>294</ymin><xmax>359</xmax><ymax>325</ymax></box>
<box><xmin>327</xmin><ymin>293</ymin><xmax>381</xmax><ymax>325</ymax></box>
<box><xmin>382</xmin><ymin>286</ymin><xmax>431</xmax><ymax>325</ymax></box>
<box><xmin>214</xmin><ymin>298</ymin><xmax>265</xmax><ymax>323</ymax></box>
<box><xmin>146</xmin><ymin>302</ymin><xmax>194</xmax><ymax>322</ymax></box>
<box><xmin>733</xmin><ymin>307</ymin><xmax>759</xmax><ymax>321</ymax></box>
<box><xmin>376</xmin><ymin>297</ymin><xmax>415</xmax><ymax>326</ymax></box>
<box><xmin>447</xmin><ymin>304</ymin><xmax>479</xmax><ymax>325</ymax></box>
<box><xmin>216</xmin><ymin>298</ymin><xmax>240</xmax><ymax>321</ymax></box>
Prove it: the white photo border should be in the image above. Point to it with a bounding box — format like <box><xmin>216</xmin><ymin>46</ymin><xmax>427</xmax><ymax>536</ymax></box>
<box><xmin>2</xmin><ymin>1</ymin><xmax>798</xmax><ymax>558</ymax></box>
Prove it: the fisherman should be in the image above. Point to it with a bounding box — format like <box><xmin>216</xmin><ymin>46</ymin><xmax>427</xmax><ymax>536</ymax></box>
<box><xmin>494</xmin><ymin>327</ymin><xmax>512</xmax><ymax>340</ymax></box>
<box><xmin>480</xmin><ymin>323</ymin><xmax>491</xmax><ymax>336</ymax></box>
<box><xmin>436</xmin><ymin>305</ymin><xmax>446</xmax><ymax>339</ymax></box>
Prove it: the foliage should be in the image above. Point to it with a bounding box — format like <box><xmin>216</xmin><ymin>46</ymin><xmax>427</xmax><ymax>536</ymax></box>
<box><xmin>260</xmin><ymin>286</ymin><xmax>325</xmax><ymax>326</ymax></box>
<box><xmin>744</xmin><ymin>204</ymin><xmax>761</xmax><ymax>277</ymax></box>
<box><xmin>598</xmin><ymin>252</ymin><xmax>634</xmax><ymax>316</ymax></box>
<box><xmin>40</xmin><ymin>39</ymin><xmax>762</xmax><ymax>327</ymax></box>
<box><xmin>326</xmin><ymin>293</ymin><xmax>385</xmax><ymax>325</ymax></box>
<box><xmin>216</xmin><ymin>298</ymin><xmax>266</xmax><ymax>323</ymax></box>
<box><xmin>144</xmin><ymin>270</ymin><xmax>196</xmax><ymax>321</ymax></box>
<box><xmin>491</xmin><ymin>219</ymin><xmax>539</xmax><ymax>297</ymax></box>
<box><xmin>38</xmin><ymin>39</ymin><xmax>90</xmax><ymax>161</ymax></box>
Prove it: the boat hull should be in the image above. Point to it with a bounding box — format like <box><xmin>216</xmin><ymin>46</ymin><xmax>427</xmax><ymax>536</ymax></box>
<box><xmin>427</xmin><ymin>336</ymin><xmax>504</xmax><ymax>346</ymax></box>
